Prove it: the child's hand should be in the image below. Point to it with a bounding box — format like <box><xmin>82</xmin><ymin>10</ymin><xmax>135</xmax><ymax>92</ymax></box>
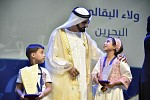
<box><xmin>20</xmin><ymin>94</ymin><xmax>28</xmax><ymax>100</ymax></box>
<box><xmin>36</xmin><ymin>92</ymin><xmax>44</xmax><ymax>100</ymax></box>
<box><xmin>101</xmin><ymin>86</ymin><xmax>107</xmax><ymax>92</ymax></box>
<box><xmin>106</xmin><ymin>82</ymin><xmax>115</xmax><ymax>88</ymax></box>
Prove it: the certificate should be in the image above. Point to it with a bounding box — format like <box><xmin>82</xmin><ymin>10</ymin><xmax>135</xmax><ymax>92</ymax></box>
<box><xmin>21</xmin><ymin>64</ymin><xmax>38</xmax><ymax>94</ymax></box>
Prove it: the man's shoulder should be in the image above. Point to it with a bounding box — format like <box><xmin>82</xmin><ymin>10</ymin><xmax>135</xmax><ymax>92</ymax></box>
<box><xmin>54</xmin><ymin>28</ymin><xmax>65</xmax><ymax>32</ymax></box>
<box><xmin>52</xmin><ymin>28</ymin><xmax>66</xmax><ymax>37</ymax></box>
<box><xmin>60</xmin><ymin>28</ymin><xmax>65</xmax><ymax>32</ymax></box>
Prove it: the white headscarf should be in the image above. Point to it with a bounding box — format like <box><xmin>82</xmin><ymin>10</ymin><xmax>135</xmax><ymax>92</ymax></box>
<box><xmin>56</xmin><ymin>7</ymin><xmax>92</xmax><ymax>30</ymax></box>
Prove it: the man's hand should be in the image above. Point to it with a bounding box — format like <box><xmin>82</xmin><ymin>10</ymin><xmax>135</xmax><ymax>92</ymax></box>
<box><xmin>68</xmin><ymin>67</ymin><xmax>79</xmax><ymax>77</ymax></box>
<box><xmin>117</xmin><ymin>54</ymin><xmax>127</xmax><ymax>63</ymax></box>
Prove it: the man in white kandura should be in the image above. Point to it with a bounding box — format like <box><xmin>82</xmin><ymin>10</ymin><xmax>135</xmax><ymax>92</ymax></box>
<box><xmin>45</xmin><ymin>7</ymin><xmax>116</xmax><ymax>100</ymax></box>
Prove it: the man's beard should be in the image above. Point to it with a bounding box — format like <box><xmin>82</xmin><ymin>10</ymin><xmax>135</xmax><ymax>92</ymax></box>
<box><xmin>76</xmin><ymin>24</ymin><xmax>86</xmax><ymax>32</ymax></box>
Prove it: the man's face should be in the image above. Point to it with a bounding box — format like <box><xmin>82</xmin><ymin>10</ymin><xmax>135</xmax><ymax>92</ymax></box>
<box><xmin>76</xmin><ymin>19</ymin><xmax>90</xmax><ymax>32</ymax></box>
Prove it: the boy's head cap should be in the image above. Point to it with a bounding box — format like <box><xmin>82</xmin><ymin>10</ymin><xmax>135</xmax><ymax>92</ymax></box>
<box><xmin>26</xmin><ymin>44</ymin><xmax>44</xmax><ymax>51</ymax></box>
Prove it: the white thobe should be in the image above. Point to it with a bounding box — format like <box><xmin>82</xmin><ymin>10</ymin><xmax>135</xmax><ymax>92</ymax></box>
<box><xmin>65</xmin><ymin>29</ymin><xmax>87</xmax><ymax>100</ymax></box>
<box><xmin>46</xmin><ymin>28</ymin><xmax>104</xmax><ymax>100</ymax></box>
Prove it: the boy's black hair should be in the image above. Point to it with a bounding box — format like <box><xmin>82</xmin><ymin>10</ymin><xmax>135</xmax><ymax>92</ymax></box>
<box><xmin>26</xmin><ymin>44</ymin><xmax>44</xmax><ymax>60</ymax></box>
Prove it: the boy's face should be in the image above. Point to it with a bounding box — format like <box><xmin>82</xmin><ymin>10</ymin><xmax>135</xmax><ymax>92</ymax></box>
<box><xmin>32</xmin><ymin>48</ymin><xmax>45</xmax><ymax>64</ymax></box>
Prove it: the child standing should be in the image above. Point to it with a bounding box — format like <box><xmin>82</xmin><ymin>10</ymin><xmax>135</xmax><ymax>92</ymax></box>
<box><xmin>92</xmin><ymin>38</ymin><xmax>132</xmax><ymax>100</ymax></box>
<box><xmin>15</xmin><ymin>44</ymin><xmax>52</xmax><ymax>100</ymax></box>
